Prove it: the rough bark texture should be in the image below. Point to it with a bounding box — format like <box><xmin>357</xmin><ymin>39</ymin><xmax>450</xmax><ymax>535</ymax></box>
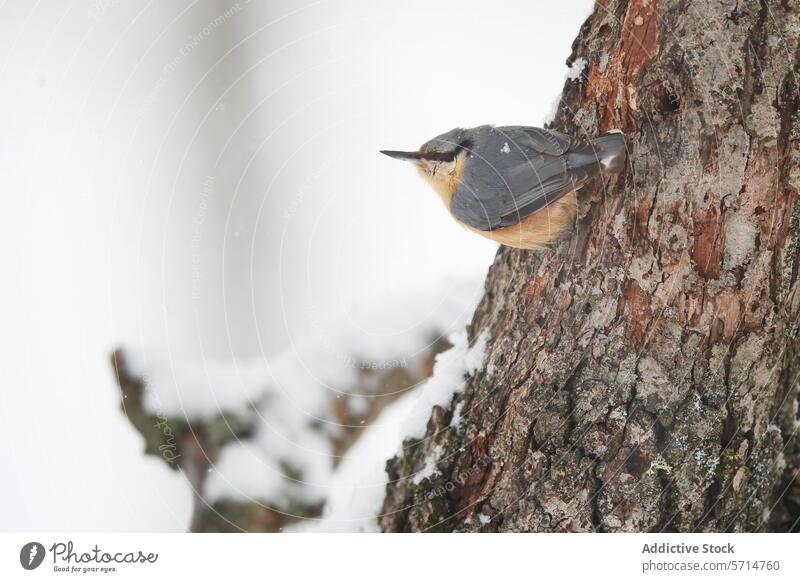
<box><xmin>380</xmin><ymin>0</ymin><xmax>800</xmax><ymax>532</ymax></box>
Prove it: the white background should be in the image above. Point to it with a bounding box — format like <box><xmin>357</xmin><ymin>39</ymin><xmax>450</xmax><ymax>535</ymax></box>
<box><xmin>0</xmin><ymin>0</ymin><xmax>592</xmax><ymax>531</ymax></box>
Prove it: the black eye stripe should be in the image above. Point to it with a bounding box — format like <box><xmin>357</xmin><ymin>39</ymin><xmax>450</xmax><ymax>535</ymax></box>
<box><xmin>423</xmin><ymin>138</ymin><xmax>474</xmax><ymax>162</ymax></box>
<box><xmin>424</xmin><ymin>152</ymin><xmax>456</xmax><ymax>162</ymax></box>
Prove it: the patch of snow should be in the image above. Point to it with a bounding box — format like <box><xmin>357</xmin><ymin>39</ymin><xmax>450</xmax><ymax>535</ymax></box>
<box><xmin>129</xmin><ymin>279</ymin><xmax>485</xmax><ymax>510</ymax></box>
<box><xmin>566</xmin><ymin>57</ymin><xmax>587</xmax><ymax>81</ymax></box>
<box><xmin>399</xmin><ymin>330</ymin><xmax>490</xmax><ymax>440</ymax></box>
<box><xmin>501</xmin><ymin>142</ymin><xmax>511</xmax><ymax>154</ymax></box>
<box><xmin>205</xmin><ymin>441</ymin><xmax>286</xmax><ymax>504</ymax></box>
<box><xmin>126</xmin><ymin>355</ymin><xmax>271</xmax><ymax>421</ymax></box>
<box><xmin>450</xmin><ymin>401</ymin><xmax>464</xmax><ymax>428</ymax></box>
<box><xmin>478</xmin><ymin>513</ymin><xmax>491</xmax><ymax>525</ymax></box>
<box><xmin>542</xmin><ymin>93</ymin><xmax>562</xmax><ymax>125</ymax></box>
<box><xmin>348</xmin><ymin>395</ymin><xmax>370</xmax><ymax>417</ymax></box>
<box><xmin>289</xmin><ymin>386</ymin><xmax>420</xmax><ymax>532</ymax></box>
<box><xmin>301</xmin><ymin>329</ymin><xmax>490</xmax><ymax>531</ymax></box>
<box><xmin>465</xmin><ymin>331</ymin><xmax>490</xmax><ymax>375</ymax></box>
<box><xmin>412</xmin><ymin>445</ymin><xmax>444</xmax><ymax>484</ymax></box>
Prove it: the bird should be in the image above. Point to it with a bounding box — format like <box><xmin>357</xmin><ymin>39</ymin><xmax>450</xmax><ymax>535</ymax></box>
<box><xmin>381</xmin><ymin>125</ymin><xmax>626</xmax><ymax>249</ymax></box>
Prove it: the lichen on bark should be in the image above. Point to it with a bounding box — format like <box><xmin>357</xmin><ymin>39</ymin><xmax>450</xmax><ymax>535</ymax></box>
<box><xmin>379</xmin><ymin>0</ymin><xmax>800</xmax><ymax>533</ymax></box>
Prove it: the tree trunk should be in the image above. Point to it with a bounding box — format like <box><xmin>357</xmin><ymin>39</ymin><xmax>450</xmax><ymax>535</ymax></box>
<box><xmin>380</xmin><ymin>0</ymin><xmax>800</xmax><ymax>532</ymax></box>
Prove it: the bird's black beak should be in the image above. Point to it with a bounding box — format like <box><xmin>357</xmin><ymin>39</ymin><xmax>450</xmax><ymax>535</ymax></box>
<box><xmin>380</xmin><ymin>150</ymin><xmax>421</xmax><ymax>161</ymax></box>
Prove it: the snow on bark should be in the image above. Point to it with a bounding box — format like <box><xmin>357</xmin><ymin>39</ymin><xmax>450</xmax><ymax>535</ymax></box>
<box><xmin>299</xmin><ymin>330</ymin><xmax>489</xmax><ymax>532</ymax></box>
<box><xmin>113</xmin><ymin>280</ymin><xmax>484</xmax><ymax>530</ymax></box>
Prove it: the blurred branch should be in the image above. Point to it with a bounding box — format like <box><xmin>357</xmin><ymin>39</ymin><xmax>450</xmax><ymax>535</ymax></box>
<box><xmin>110</xmin><ymin>335</ymin><xmax>450</xmax><ymax>531</ymax></box>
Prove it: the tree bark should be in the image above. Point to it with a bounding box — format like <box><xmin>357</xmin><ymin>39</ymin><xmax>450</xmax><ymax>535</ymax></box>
<box><xmin>380</xmin><ymin>0</ymin><xmax>800</xmax><ymax>532</ymax></box>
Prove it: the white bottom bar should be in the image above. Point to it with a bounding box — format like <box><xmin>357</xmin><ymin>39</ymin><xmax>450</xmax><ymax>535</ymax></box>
<box><xmin>1</xmin><ymin>533</ymin><xmax>796</xmax><ymax>581</ymax></box>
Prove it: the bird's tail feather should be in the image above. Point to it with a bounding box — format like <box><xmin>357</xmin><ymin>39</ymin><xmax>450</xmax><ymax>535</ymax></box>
<box><xmin>564</xmin><ymin>132</ymin><xmax>626</xmax><ymax>184</ymax></box>
<box><xmin>590</xmin><ymin>131</ymin><xmax>627</xmax><ymax>173</ymax></box>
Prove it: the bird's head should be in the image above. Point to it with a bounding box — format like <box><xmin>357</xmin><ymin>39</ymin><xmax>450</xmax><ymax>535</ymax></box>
<box><xmin>381</xmin><ymin>128</ymin><xmax>472</xmax><ymax>198</ymax></box>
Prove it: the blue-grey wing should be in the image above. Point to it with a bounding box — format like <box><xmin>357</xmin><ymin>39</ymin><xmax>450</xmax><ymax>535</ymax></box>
<box><xmin>450</xmin><ymin>126</ymin><xmax>585</xmax><ymax>231</ymax></box>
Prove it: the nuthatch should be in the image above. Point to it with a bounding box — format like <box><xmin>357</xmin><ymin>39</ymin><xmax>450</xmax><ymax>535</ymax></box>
<box><xmin>381</xmin><ymin>125</ymin><xmax>626</xmax><ymax>249</ymax></box>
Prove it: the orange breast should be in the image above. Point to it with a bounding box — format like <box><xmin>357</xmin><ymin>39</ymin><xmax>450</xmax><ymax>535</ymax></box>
<box><xmin>460</xmin><ymin>191</ymin><xmax>577</xmax><ymax>250</ymax></box>
<box><xmin>420</xmin><ymin>154</ymin><xmax>577</xmax><ymax>250</ymax></box>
